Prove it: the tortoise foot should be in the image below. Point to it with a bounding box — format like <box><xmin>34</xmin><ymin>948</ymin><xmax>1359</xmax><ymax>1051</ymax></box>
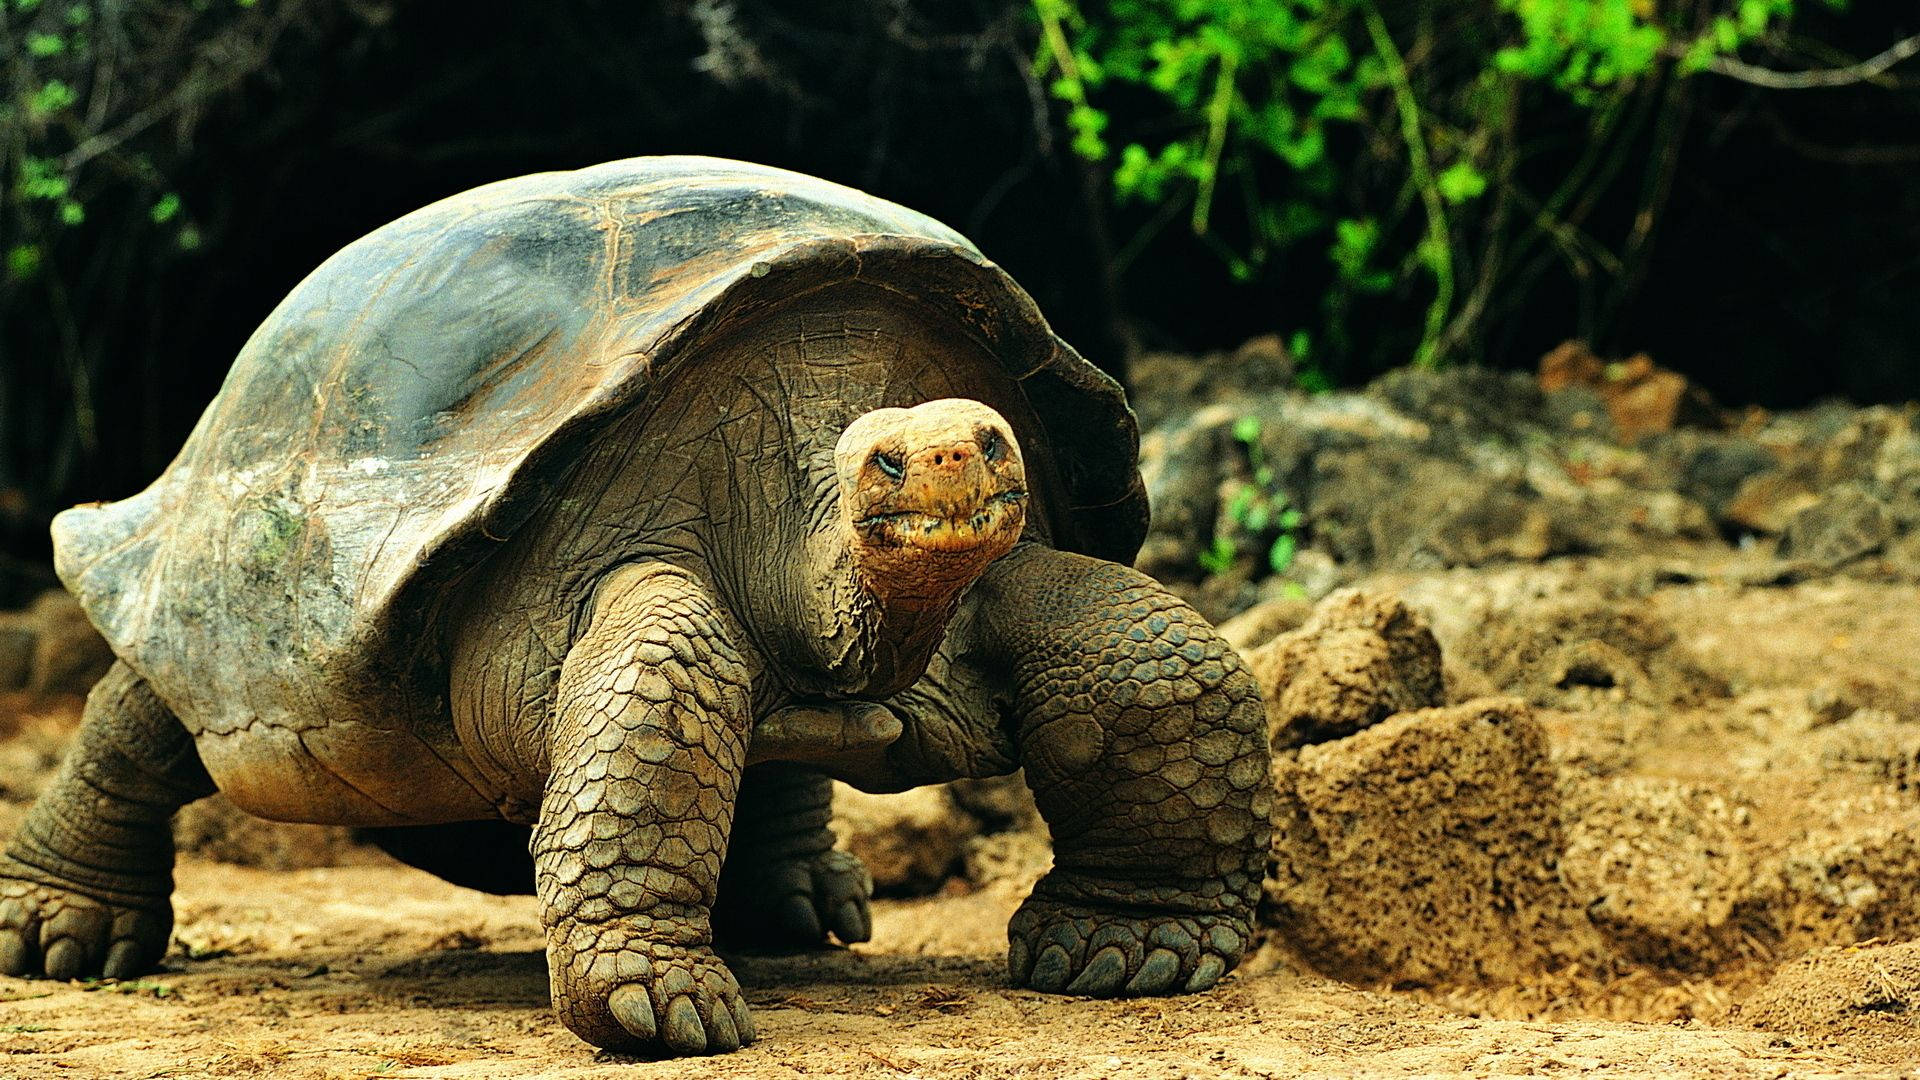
<box><xmin>0</xmin><ymin>857</ymin><xmax>172</xmax><ymax>980</ymax></box>
<box><xmin>716</xmin><ymin>848</ymin><xmax>872</xmax><ymax>948</ymax></box>
<box><xmin>550</xmin><ymin>930</ymin><xmax>755</xmax><ymax>1056</ymax></box>
<box><xmin>1006</xmin><ymin>896</ymin><xmax>1249</xmax><ymax>997</ymax></box>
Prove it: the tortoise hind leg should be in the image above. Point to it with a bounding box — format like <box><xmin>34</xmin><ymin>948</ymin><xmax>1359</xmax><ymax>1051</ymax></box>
<box><xmin>713</xmin><ymin>764</ymin><xmax>871</xmax><ymax>948</ymax></box>
<box><xmin>0</xmin><ymin>661</ymin><xmax>214</xmax><ymax>979</ymax></box>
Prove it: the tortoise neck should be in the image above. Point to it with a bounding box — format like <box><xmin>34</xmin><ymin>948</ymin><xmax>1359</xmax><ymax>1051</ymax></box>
<box><xmin>770</xmin><ymin>526</ymin><xmax>969</xmax><ymax>701</ymax></box>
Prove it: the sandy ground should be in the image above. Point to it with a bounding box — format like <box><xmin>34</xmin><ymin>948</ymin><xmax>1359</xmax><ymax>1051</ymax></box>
<box><xmin>0</xmin><ymin>551</ymin><xmax>1917</xmax><ymax>1078</ymax></box>
<box><xmin>0</xmin><ymin>860</ymin><xmax>1891</xmax><ymax>1080</ymax></box>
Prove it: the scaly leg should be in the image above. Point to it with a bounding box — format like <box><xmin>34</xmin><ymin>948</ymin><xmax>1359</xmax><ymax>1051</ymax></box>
<box><xmin>713</xmin><ymin>764</ymin><xmax>871</xmax><ymax>947</ymax></box>
<box><xmin>973</xmin><ymin>543</ymin><xmax>1271</xmax><ymax>996</ymax></box>
<box><xmin>537</xmin><ymin>564</ymin><xmax>755</xmax><ymax>1055</ymax></box>
<box><xmin>0</xmin><ymin>661</ymin><xmax>214</xmax><ymax>979</ymax></box>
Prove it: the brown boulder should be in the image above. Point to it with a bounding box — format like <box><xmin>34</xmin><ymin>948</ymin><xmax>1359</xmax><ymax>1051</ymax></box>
<box><xmin>1265</xmin><ymin>697</ymin><xmax>1602</xmax><ymax>985</ymax></box>
<box><xmin>1538</xmin><ymin>341</ymin><xmax>1720</xmax><ymax>444</ymax></box>
<box><xmin>1243</xmin><ymin>588</ymin><xmax>1444</xmax><ymax>750</ymax></box>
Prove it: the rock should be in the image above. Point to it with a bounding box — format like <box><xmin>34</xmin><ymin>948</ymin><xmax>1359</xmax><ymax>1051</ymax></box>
<box><xmin>173</xmin><ymin>794</ymin><xmax>373</xmax><ymax>870</ymax></box>
<box><xmin>1650</xmin><ymin>431</ymin><xmax>1778</xmax><ymax>521</ymax></box>
<box><xmin>1559</xmin><ymin>777</ymin><xmax>1755</xmax><ymax>971</ymax></box>
<box><xmin>1368</xmin><ymin>365</ymin><xmax>1547</xmax><ymax>447</ymax></box>
<box><xmin>22</xmin><ymin>589</ymin><xmax>115</xmax><ymax>696</ymax></box>
<box><xmin>944</xmin><ymin>774</ymin><xmax>1038</xmax><ymax>832</ymax></box>
<box><xmin>1736</xmin><ymin>807</ymin><xmax>1920</xmax><ymax>957</ymax></box>
<box><xmin>1454</xmin><ymin>596</ymin><xmax>1725</xmax><ymax>709</ymax></box>
<box><xmin>962</xmin><ymin>828</ymin><xmax>1052</xmax><ymax>892</ymax></box>
<box><xmin>1777</xmin><ymin>483</ymin><xmax>1894</xmax><ymax>568</ymax></box>
<box><xmin>1310</xmin><ymin>449</ymin><xmax>1563</xmax><ymax>569</ymax></box>
<box><xmin>1537</xmin><ymin>339</ymin><xmax>1608</xmax><ymax>394</ymax></box>
<box><xmin>1735</xmin><ymin>940</ymin><xmax>1920</xmax><ymax>1055</ymax></box>
<box><xmin>1135</xmin><ymin>404</ymin><xmax>1239</xmax><ymax>580</ymax></box>
<box><xmin>1599</xmin><ymin>354</ymin><xmax>1694</xmax><ymax>445</ymax></box>
<box><xmin>1265</xmin><ymin>697</ymin><xmax>1602</xmax><ymax>985</ymax></box>
<box><xmin>1215</xmin><ymin>597</ymin><xmax>1314</xmax><ymax>653</ymax></box>
<box><xmin>1537</xmin><ymin>342</ymin><xmax>1721</xmax><ymax>444</ymax></box>
<box><xmin>1723</xmin><ymin>469</ymin><xmax>1821</xmax><ymax>536</ymax></box>
<box><xmin>1230</xmin><ymin>333</ymin><xmax>1296</xmax><ymax>390</ymax></box>
<box><xmin>829</xmin><ymin>783</ymin><xmax>976</xmax><ymax>896</ymax></box>
<box><xmin>1809</xmin><ymin>710</ymin><xmax>1920</xmax><ymax>792</ymax></box>
<box><xmin>0</xmin><ymin>615</ymin><xmax>35</xmax><ymax>691</ymax></box>
<box><xmin>1244</xmin><ymin>589</ymin><xmax>1444</xmax><ymax>750</ymax></box>
<box><xmin>1126</xmin><ymin>336</ymin><xmax>1296</xmax><ymax>434</ymax></box>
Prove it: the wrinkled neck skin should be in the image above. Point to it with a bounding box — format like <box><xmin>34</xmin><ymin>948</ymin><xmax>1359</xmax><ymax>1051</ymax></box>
<box><xmin>785</xmin><ymin>521</ymin><xmax>969</xmax><ymax>700</ymax></box>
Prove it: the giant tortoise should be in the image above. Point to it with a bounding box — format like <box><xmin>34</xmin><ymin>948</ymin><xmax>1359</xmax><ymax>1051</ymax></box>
<box><xmin>0</xmin><ymin>157</ymin><xmax>1272</xmax><ymax>1056</ymax></box>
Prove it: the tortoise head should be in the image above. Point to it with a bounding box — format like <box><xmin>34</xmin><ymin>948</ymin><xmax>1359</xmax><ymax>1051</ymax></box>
<box><xmin>834</xmin><ymin>398</ymin><xmax>1028</xmax><ymax>602</ymax></box>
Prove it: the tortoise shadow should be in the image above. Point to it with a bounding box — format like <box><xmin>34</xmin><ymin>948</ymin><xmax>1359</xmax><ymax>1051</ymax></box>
<box><xmin>372</xmin><ymin>946</ymin><xmax>1005</xmax><ymax>1009</ymax></box>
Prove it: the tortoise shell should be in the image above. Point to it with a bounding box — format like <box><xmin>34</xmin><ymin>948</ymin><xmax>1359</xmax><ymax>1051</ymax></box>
<box><xmin>52</xmin><ymin>156</ymin><xmax>1147</xmax><ymax>749</ymax></box>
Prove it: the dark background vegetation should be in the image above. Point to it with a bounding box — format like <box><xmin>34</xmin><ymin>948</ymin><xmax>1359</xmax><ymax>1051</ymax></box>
<box><xmin>2</xmin><ymin>0</ymin><xmax>1917</xmax><ymax>569</ymax></box>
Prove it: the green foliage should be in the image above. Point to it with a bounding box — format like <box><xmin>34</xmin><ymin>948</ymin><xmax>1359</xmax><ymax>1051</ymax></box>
<box><xmin>2</xmin><ymin>0</ymin><xmax>296</xmax><ymax>271</ymax></box>
<box><xmin>1032</xmin><ymin>0</ymin><xmax>1850</xmax><ymax>375</ymax></box>
<box><xmin>1199</xmin><ymin>415</ymin><xmax>1305</xmax><ymax>577</ymax></box>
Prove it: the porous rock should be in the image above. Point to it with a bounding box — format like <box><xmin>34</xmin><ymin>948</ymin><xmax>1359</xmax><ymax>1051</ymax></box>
<box><xmin>172</xmin><ymin>794</ymin><xmax>372</xmax><ymax>870</ymax></box>
<box><xmin>1777</xmin><ymin>483</ymin><xmax>1894</xmax><ymax>569</ymax></box>
<box><xmin>1736</xmin><ymin>939</ymin><xmax>1920</xmax><ymax>1057</ymax></box>
<box><xmin>1454</xmin><ymin>595</ymin><xmax>1725</xmax><ymax>709</ymax></box>
<box><xmin>1214</xmin><ymin>596</ymin><xmax>1314</xmax><ymax>653</ymax></box>
<box><xmin>1243</xmin><ymin>588</ymin><xmax>1444</xmax><ymax>750</ymax></box>
<box><xmin>1537</xmin><ymin>342</ymin><xmax>1721</xmax><ymax>444</ymax></box>
<box><xmin>1559</xmin><ymin>776</ymin><xmax>1755</xmax><ymax>971</ymax></box>
<box><xmin>24</xmin><ymin>589</ymin><xmax>116</xmax><ymax>696</ymax></box>
<box><xmin>0</xmin><ymin>590</ymin><xmax>115</xmax><ymax>696</ymax></box>
<box><xmin>828</xmin><ymin>783</ymin><xmax>976</xmax><ymax>896</ymax></box>
<box><xmin>1265</xmin><ymin>697</ymin><xmax>1601</xmax><ymax>985</ymax></box>
<box><xmin>1736</xmin><ymin>808</ymin><xmax>1920</xmax><ymax>957</ymax></box>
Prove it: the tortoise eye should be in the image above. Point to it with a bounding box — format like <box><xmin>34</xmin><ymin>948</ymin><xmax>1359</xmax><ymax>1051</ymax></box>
<box><xmin>871</xmin><ymin>450</ymin><xmax>905</xmax><ymax>480</ymax></box>
<box><xmin>980</xmin><ymin>428</ymin><xmax>1005</xmax><ymax>462</ymax></box>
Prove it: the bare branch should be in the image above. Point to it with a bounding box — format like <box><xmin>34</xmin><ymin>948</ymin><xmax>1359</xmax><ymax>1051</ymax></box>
<box><xmin>1686</xmin><ymin>32</ymin><xmax>1920</xmax><ymax>90</ymax></box>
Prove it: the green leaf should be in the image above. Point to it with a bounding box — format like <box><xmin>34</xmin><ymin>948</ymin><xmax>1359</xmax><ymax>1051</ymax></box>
<box><xmin>29</xmin><ymin>80</ymin><xmax>78</xmax><ymax>115</ymax></box>
<box><xmin>1226</xmin><ymin>485</ymin><xmax>1258</xmax><ymax>524</ymax></box>
<box><xmin>1198</xmin><ymin>536</ymin><xmax>1237</xmax><ymax>575</ymax></box>
<box><xmin>26</xmin><ymin>32</ymin><xmax>65</xmax><ymax>57</ymax></box>
<box><xmin>5</xmin><ymin>244</ymin><xmax>42</xmax><ymax>280</ymax></box>
<box><xmin>1268</xmin><ymin>531</ymin><xmax>1297</xmax><ymax>573</ymax></box>
<box><xmin>1296</xmin><ymin>367</ymin><xmax>1333</xmax><ymax>395</ymax></box>
<box><xmin>58</xmin><ymin>200</ymin><xmax>85</xmax><ymax>226</ymax></box>
<box><xmin>150</xmin><ymin>193</ymin><xmax>182</xmax><ymax>224</ymax></box>
<box><xmin>1067</xmin><ymin>103</ymin><xmax>1109</xmax><ymax>160</ymax></box>
<box><xmin>18</xmin><ymin>157</ymin><xmax>68</xmax><ymax>201</ymax></box>
<box><xmin>1231</xmin><ymin>415</ymin><xmax>1262</xmax><ymax>444</ymax></box>
<box><xmin>1436</xmin><ymin>160</ymin><xmax>1487</xmax><ymax>204</ymax></box>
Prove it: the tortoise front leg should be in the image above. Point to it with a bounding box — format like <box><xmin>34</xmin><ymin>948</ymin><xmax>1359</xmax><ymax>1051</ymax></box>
<box><xmin>537</xmin><ymin>564</ymin><xmax>754</xmax><ymax>1056</ymax></box>
<box><xmin>973</xmin><ymin>544</ymin><xmax>1271</xmax><ymax>996</ymax></box>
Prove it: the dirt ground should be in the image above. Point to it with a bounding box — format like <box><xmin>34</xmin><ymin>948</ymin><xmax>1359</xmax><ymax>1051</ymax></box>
<box><xmin>4</xmin><ymin>369</ymin><xmax>1920</xmax><ymax>1078</ymax></box>
<box><xmin>0</xmin><ymin>551</ymin><xmax>1915</xmax><ymax>1079</ymax></box>
<box><xmin>0</xmin><ymin>860</ymin><xmax>1888</xmax><ymax>1080</ymax></box>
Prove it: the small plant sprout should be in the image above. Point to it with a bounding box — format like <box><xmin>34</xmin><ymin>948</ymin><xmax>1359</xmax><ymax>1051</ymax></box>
<box><xmin>1200</xmin><ymin>415</ymin><xmax>1305</xmax><ymax>577</ymax></box>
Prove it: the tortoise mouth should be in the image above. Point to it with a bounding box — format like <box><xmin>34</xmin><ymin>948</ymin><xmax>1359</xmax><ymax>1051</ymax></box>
<box><xmin>854</xmin><ymin>489</ymin><xmax>1027</xmax><ymax>552</ymax></box>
